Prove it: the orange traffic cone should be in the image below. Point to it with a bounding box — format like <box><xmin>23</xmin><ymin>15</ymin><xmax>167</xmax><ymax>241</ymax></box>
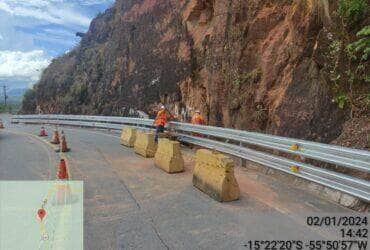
<box><xmin>57</xmin><ymin>159</ymin><xmax>69</xmax><ymax>180</ymax></box>
<box><xmin>60</xmin><ymin>131</ymin><xmax>70</xmax><ymax>152</ymax></box>
<box><xmin>39</xmin><ymin>126</ymin><xmax>47</xmax><ymax>137</ymax></box>
<box><xmin>0</xmin><ymin>120</ymin><xmax>4</xmax><ymax>129</ymax></box>
<box><xmin>50</xmin><ymin>130</ymin><xmax>60</xmax><ymax>144</ymax></box>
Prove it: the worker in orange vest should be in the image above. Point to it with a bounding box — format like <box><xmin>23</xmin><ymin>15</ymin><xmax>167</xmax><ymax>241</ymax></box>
<box><xmin>191</xmin><ymin>110</ymin><xmax>205</xmax><ymax>137</ymax></box>
<box><xmin>154</xmin><ymin>105</ymin><xmax>174</xmax><ymax>142</ymax></box>
<box><xmin>191</xmin><ymin>110</ymin><xmax>205</xmax><ymax>125</ymax></box>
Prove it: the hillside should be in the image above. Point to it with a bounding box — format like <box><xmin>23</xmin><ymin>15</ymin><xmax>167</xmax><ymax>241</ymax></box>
<box><xmin>22</xmin><ymin>0</ymin><xmax>369</xmax><ymax>147</ymax></box>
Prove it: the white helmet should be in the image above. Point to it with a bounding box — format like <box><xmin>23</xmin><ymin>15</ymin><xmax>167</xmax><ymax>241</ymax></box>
<box><xmin>160</xmin><ymin>105</ymin><xmax>165</xmax><ymax>109</ymax></box>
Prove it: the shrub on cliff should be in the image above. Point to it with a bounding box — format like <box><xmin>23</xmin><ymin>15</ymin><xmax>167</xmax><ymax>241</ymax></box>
<box><xmin>338</xmin><ymin>0</ymin><xmax>368</xmax><ymax>29</ymax></box>
<box><xmin>328</xmin><ymin>0</ymin><xmax>369</xmax><ymax>114</ymax></box>
<box><xmin>21</xmin><ymin>89</ymin><xmax>37</xmax><ymax>114</ymax></box>
<box><xmin>347</xmin><ymin>25</ymin><xmax>370</xmax><ymax>63</ymax></box>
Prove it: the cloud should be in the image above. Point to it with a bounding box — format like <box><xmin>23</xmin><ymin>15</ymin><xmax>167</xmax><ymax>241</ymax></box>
<box><xmin>0</xmin><ymin>0</ymin><xmax>96</xmax><ymax>27</ymax></box>
<box><xmin>0</xmin><ymin>0</ymin><xmax>114</xmax><ymax>89</ymax></box>
<box><xmin>0</xmin><ymin>50</ymin><xmax>50</xmax><ymax>84</ymax></box>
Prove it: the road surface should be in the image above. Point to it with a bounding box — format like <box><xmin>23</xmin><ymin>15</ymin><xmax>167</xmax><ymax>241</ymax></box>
<box><xmin>0</xmin><ymin>114</ymin><xmax>357</xmax><ymax>250</ymax></box>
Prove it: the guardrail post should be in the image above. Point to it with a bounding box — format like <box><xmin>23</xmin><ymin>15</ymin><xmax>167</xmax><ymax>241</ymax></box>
<box><xmin>239</xmin><ymin>142</ymin><xmax>246</xmax><ymax>168</ymax></box>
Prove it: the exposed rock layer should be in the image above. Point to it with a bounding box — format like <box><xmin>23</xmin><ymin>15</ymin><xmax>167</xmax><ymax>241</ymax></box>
<box><xmin>25</xmin><ymin>0</ymin><xmax>368</xmax><ymax>144</ymax></box>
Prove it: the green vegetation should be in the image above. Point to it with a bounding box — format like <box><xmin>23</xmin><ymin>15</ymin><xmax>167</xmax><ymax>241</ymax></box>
<box><xmin>224</xmin><ymin>68</ymin><xmax>262</xmax><ymax>88</ymax></box>
<box><xmin>62</xmin><ymin>83</ymin><xmax>88</xmax><ymax>106</ymax></box>
<box><xmin>327</xmin><ymin>0</ymin><xmax>369</xmax><ymax>113</ymax></box>
<box><xmin>338</xmin><ymin>0</ymin><xmax>368</xmax><ymax>28</ymax></box>
<box><xmin>333</xmin><ymin>93</ymin><xmax>348</xmax><ymax>109</ymax></box>
<box><xmin>236</xmin><ymin>68</ymin><xmax>262</xmax><ymax>86</ymax></box>
<box><xmin>0</xmin><ymin>103</ymin><xmax>21</xmax><ymax>113</ymax></box>
<box><xmin>347</xmin><ymin>25</ymin><xmax>370</xmax><ymax>64</ymax></box>
<box><xmin>21</xmin><ymin>89</ymin><xmax>37</xmax><ymax>113</ymax></box>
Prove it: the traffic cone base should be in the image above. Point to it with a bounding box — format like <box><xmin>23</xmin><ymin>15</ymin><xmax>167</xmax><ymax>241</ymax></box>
<box><xmin>57</xmin><ymin>159</ymin><xmax>69</xmax><ymax>180</ymax></box>
<box><xmin>61</xmin><ymin>147</ymin><xmax>70</xmax><ymax>153</ymax></box>
<box><xmin>50</xmin><ymin>130</ymin><xmax>60</xmax><ymax>144</ymax></box>
<box><xmin>60</xmin><ymin>133</ymin><xmax>70</xmax><ymax>152</ymax></box>
<box><xmin>39</xmin><ymin>127</ymin><xmax>47</xmax><ymax>137</ymax></box>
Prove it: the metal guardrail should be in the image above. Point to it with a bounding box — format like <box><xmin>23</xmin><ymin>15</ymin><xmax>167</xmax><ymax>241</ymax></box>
<box><xmin>11</xmin><ymin>114</ymin><xmax>370</xmax><ymax>202</ymax></box>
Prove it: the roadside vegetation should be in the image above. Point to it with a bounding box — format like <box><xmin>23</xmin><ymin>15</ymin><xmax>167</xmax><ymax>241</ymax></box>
<box><xmin>0</xmin><ymin>103</ymin><xmax>21</xmax><ymax>114</ymax></box>
<box><xmin>21</xmin><ymin>89</ymin><xmax>37</xmax><ymax>114</ymax></box>
<box><xmin>327</xmin><ymin>0</ymin><xmax>369</xmax><ymax>117</ymax></box>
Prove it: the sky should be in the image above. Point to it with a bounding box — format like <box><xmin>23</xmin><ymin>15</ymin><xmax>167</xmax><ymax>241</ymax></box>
<box><xmin>0</xmin><ymin>0</ymin><xmax>114</xmax><ymax>91</ymax></box>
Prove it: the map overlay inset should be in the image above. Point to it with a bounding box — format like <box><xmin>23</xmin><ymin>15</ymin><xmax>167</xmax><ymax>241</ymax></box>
<box><xmin>0</xmin><ymin>181</ymin><xmax>83</xmax><ymax>250</ymax></box>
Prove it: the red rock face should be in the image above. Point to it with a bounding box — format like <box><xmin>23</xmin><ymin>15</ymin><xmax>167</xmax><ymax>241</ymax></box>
<box><xmin>27</xmin><ymin>0</ymin><xmax>348</xmax><ymax>142</ymax></box>
<box><xmin>177</xmin><ymin>0</ymin><xmax>345</xmax><ymax>141</ymax></box>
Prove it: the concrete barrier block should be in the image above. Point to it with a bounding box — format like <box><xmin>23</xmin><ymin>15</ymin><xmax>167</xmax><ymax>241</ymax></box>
<box><xmin>154</xmin><ymin>138</ymin><xmax>184</xmax><ymax>173</ymax></box>
<box><xmin>120</xmin><ymin>127</ymin><xmax>137</xmax><ymax>147</ymax></box>
<box><xmin>193</xmin><ymin>149</ymin><xmax>239</xmax><ymax>202</ymax></box>
<box><xmin>134</xmin><ymin>131</ymin><xmax>157</xmax><ymax>158</ymax></box>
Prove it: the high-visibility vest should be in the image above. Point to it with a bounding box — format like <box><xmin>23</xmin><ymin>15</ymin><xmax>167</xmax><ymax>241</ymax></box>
<box><xmin>155</xmin><ymin>110</ymin><xmax>167</xmax><ymax>126</ymax></box>
<box><xmin>191</xmin><ymin>114</ymin><xmax>205</xmax><ymax>125</ymax></box>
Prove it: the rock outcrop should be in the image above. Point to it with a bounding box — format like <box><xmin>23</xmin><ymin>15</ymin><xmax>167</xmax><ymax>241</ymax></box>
<box><xmin>23</xmin><ymin>0</ymin><xmax>369</xmax><ymax>145</ymax></box>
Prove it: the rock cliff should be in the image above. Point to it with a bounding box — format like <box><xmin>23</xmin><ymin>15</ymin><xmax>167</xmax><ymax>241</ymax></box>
<box><xmin>23</xmin><ymin>0</ymin><xmax>369</xmax><ymax>146</ymax></box>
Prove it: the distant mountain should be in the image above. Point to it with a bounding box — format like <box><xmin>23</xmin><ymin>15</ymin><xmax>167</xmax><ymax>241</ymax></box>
<box><xmin>5</xmin><ymin>88</ymin><xmax>28</xmax><ymax>104</ymax></box>
<box><xmin>8</xmin><ymin>88</ymin><xmax>28</xmax><ymax>97</ymax></box>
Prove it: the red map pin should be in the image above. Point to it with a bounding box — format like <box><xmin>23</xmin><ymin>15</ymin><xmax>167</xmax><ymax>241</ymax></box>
<box><xmin>37</xmin><ymin>208</ymin><xmax>46</xmax><ymax>221</ymax></box>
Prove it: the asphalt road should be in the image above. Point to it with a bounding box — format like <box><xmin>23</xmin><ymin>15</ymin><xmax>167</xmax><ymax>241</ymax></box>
<box><xmin>0</xmin><ymin>114</ymin><xmax>355</xmax><ymax>250</ymax></box>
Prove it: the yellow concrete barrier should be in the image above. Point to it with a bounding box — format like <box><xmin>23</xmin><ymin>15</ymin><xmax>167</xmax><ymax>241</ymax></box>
<box><xmin>154</xmin><ymin>138</ymin><xmax>184</xmax><ymax>173</ymax></box>
<box><xmin>134</xmin><ymin>131</ymin><xmax>157</xmax><ymax>157</ymax></box>
<box><xmin>120</xmin><ymin>127</ymin><xmax>137</xmax><ymax>147</ymax></box>
<box><xmin>193</xmin><ymin>149</ymin><xmax>240</xmax><ymax>202</ymax></box>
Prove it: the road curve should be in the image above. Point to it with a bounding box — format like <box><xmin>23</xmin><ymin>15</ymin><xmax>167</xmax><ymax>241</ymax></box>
<box><xmin>0</xmin><ymin>129</ymin><xmax>57</xmax><ymax>180</ymax></box>
<box><xmin>0</xmin><ymin>115</ymin><xmax>354</xmax><ymax>250</ymax></box>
